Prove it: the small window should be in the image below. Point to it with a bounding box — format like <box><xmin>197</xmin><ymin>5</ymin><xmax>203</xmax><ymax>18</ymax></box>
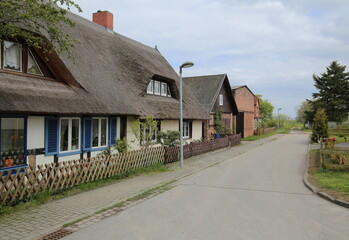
<box><xmin>60</xmin><ymin>118</ymin><xmax>81</xmax><ymax>152</ymax></box>
<box><xmin>3</xmin><ymin>41</ymin><xmax>22</xmax><ymax>72</ymax></box>
<box><xmin>183</xmin><ymin>121</ymin><xmax>191</xmax><ymax>138</ymax></box>
<box><xmin>92</xmin><ymin>118</ymin><xmax>108</xmax><ymax>148</ymax></box>
<box><xmin>0</xmin><ymin>118</ymin><xmax>26</xmax><ymax>169</ymax></box>
<box><xmin>154</xmin><ymin>81</ymin><xmax>160</xmax><ymax>95</ymax></box>
<box><xmin>147</xmin><ymin>80</ymin><xmax>154</xmax><ymax>94</ymax></box>
<box><xmin>167</xmin><ymin>85</ymin><xmax>171</xmax><ymax>97</ymax></box>
<box><xmin>219</xmin><ymin>94</ymin><xmax>223</xmax><ymax>106</ymax></box>
<box><xmin>161</xmin><ymin>82</ymin><xmax>167</xmax><ymax>96</ymax></box>
<box><xmin>27</xmin><ymin>50</ymin><xmax>43</xmax><ymax>76</ymax></box>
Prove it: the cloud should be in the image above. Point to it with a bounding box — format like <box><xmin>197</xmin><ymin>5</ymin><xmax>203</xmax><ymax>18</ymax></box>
<box><xmin>72</xmin><ymin>0</ymin><xmax>349</xmax><ymax>117</ymax></box>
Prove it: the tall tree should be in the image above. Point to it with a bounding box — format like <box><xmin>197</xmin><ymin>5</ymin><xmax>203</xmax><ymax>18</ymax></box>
<box><xmin>312</xmin><ymin>61</ymin><xmax>349</xmax><ymax>122</ymax></box>
<box><xmin>0</xmin><ymin>0</ymin><xmax>81</xmax><ymax>59</ymax></box>
<box><xmin>258</xmin><ymin>96</ymin><xmax>274</xmax><ymax>120</ymax></box>
<box><xmin>296</xmin><ymin>100</ymin><xmax>314</xmax><ymax>125</ymax></box>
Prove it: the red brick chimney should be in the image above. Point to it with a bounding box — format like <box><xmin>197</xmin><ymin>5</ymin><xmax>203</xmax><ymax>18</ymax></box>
<box><xmin>93</xmin><ymin>10</ymin><xmax>113</xmax><ymax>31</ymax></box>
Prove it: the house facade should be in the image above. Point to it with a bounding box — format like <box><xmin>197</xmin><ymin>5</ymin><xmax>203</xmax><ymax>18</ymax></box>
<box><xmin>184</xmin><ymin>74</ymin><xmax>238</xmax><ymax>140</ymax></box>
<box><xmin>0</xmin><ymin>10</ymin><xmax>208</xmax><ymax>171</ymax></box>
<box><xmin>231</xmin><ymin>85</ymin><xmax>260</xmax><ymax>138</ymax></box>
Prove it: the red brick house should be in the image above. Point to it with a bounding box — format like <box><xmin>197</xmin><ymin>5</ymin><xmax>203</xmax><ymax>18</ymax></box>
<box><xmin>231</xmin><ymin>85</ymin><xmax>260</xmax><ymax>138</ymax></box>
<box><xmin>184</xmin><ymin>74</ymin><xmax>239</xmax><ymax>140</ymax></box>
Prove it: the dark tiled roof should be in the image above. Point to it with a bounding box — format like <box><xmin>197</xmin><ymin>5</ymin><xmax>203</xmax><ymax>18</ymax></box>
<box><xmin>184</xmin><ymin>74</ymin><xmax>238</xmax><ymax>113</ymax></box>
<box><xmin>0</xmin><ymin>11</ymin><xmax>209</xmax><ymax>120</ymax></box>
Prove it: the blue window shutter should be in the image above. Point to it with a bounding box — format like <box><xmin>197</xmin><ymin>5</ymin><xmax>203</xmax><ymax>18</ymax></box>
<box><xmin>110</xmin><ymin>117</ymin><xmax>117</xmax><ymax>145</ymax></box>
<box><xmin>45</xmin><ymin>117</ymin><xmax>59</xmax><ymax>155</ymax></box>
<box><xmin>83</xmin><ymin>118</ymin><xmax>92</xmax><ymax>150</ymax></box>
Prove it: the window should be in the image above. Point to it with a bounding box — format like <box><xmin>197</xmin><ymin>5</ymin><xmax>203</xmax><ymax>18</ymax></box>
<box><xmin>146</xmin><ymin>80</ymin><xmax>172</xmax><ymax>97</ymax></box>
<box><xmin>147</xmin><ymin>80</ymin><xmax>154</xmax><ymax>94</ymax></box>
<box><xmin>0</xmin><ymin>118</ymin><xmax>26</xmax><ymax>169</ymax></box>
<box><xmin>3</xmin><ymin>41</ymin><xmax>22</xmax><ymax>72</ymax></box>
<box><xmin>27</xmin><ymin>49</ymin><xmax>43</xmax><ymax>76</ymax></box>
<box><xmin>92</xmin><ymin>118</ymin><xmax>108</xmax><ymax>148</ymax></box>
<box><xmin>182</xmin><ymin>121</ymin><xmax>192</xmax><ymax>139</ymax></box>
<box><xmin>140</xmin><ymin>120</ymin><xmax>160</xmax><ymax>145</ymax></box>
<box><xmin>219</xmin><ymin>94</ymin><xmax>223</xmax><ymax>106</ymax></box>
<box><xmin>161</xmin><ymin>82</ymin><xmax>167</xmax><ymax>96</ymax></box>
<box><xmin>1</xmin><ymin>40</ymin><xmax>44</xmax><ymax>76</ymax></box>
<box><xmin>154</xmin><ymin>81</ymin><xmax>160</xmax><ymax>95</ymax></box>
<box><xmin>60</xmin><ymin>118</ymin><xmax>80</xmax><ymax>152</ymax></box>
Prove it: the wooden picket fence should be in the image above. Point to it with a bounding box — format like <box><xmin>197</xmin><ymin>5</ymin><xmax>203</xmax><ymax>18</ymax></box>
<box><xmin>0</xmin><ymin>147</ymin><xmax>165</xmax><ymax>205</ymax></box>
<box><xmin>0</xmin><ymin>134</ymin><xmax>241</xmax><ymax>205</ymax></box>
<box><xmin>254</xmin><ymin>127</ymin><xmax>276</xmax><ymax>136</ymax></box>
<box><xmin>164</xmin><ymin>134</ymin><xmax>241</xmax><ymax>163</ymax></box>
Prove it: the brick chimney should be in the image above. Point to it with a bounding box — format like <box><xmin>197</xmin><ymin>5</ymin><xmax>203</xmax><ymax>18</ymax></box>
<box><xmin>93</xmin><ymin>10</ymin><xmax>113</xmax><ymax>31</ymax></box>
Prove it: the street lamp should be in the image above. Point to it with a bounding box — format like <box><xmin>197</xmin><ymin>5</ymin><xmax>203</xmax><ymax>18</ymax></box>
<box><xmin>179</xmin><ymin>61</ymin><xmax>194</xmax><ymax>168</ymax></box>
<box><xmin>278</xmin><ymin>108</ymin><xmax>282</xmax><ymax>132</ymax></box>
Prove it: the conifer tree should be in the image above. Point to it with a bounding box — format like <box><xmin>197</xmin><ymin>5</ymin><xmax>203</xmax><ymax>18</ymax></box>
<box><xmin>312</xmin><ymin>61</ymin><xmax>349</xmax><ymax>122</ymax></box>
<box><xmin>311</xmin><ymin>109</ymin><xmax>328</xmax><ymax>142</ymax></box>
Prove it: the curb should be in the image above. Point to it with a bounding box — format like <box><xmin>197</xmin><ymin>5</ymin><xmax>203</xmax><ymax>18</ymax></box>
<box><xmin>303</xmin><ymin>144</ymin><xmax>349</xmax><ymax>209</ymax></box>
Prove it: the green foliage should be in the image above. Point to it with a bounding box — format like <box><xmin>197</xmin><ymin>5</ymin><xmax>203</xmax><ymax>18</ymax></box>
<box><xmin>130</xmin><ymin>116</ymin><xmax>159</xmax><ymax>148</ymax></box>
<box><xmin>115</xmin><ymin>138</ymin><xmax>128</xmax><ymax>153</ymax></box>
<box><xmin>296</xmin><ymin>100</ymin><xmax>314</xmax><ymax>124</ymax></box>
<box><xmin>213</xmin><ymin>111</ymin><xmax>232</xmax><ymax>136</ymax></box>
<box><xmin>0</xmin><ymin>0</ymin><xmax>81</xmax><ymax>60</ymax></box>
<box><xmin>312</xmin><ymin>109</ymin><xmax>329</xmax><ymax>142</ymax></box>
<box><xmin>258</xmin><ymin>96</ymin><xmax>274</xmax><ymax>120</ymax></box>
<box><xmin>311</xmin><ymin>61</ymin><xmax>349</xmax><ymax>122</ymax></box>
<box><xmin>262</xmin><ymin>118</ymin><xmax>277</xmax><ymax>128</ymax></box>
<box><xmin>158</xmin><ymin>130</ymin><xmax>180</xmax><ymax>147</ymax></box>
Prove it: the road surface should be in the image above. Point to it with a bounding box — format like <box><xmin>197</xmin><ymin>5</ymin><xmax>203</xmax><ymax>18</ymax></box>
<box><xmin>63</xmin><ymin>133</ymin><xmax>349</xmax><ymax>240</ymax></box>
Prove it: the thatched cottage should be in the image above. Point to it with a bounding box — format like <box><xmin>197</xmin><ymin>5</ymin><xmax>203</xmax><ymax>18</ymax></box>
<box><xmin>0</xmin><ymin>10</ymin><xmax>209</xmax><ymax>171</ymax></box>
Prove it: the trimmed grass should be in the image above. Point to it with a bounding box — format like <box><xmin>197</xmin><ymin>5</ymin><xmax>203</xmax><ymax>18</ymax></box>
<box><xmin>242</xmin><ymin>131</ymin><xmax>277</xmax><ymax>141</ymax></box>
<box><xmin>308</xmin><ymin>150</ymin><xmax>349</xmax><ymax>202</ymax></box>
<box><xmin>0</xmin><ymin>163</ymin><xmax>171</xmax><ymax>218</ymax></box>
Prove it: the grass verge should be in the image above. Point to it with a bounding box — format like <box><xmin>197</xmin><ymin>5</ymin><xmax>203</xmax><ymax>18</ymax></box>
<box><xmin>0</xmin><ymin>163</ymin><xmax>171</xmax><ymax>219</ymax></box>
<box><xmin>242</xmin><ymin>131</ymin><xmax>278</xmax><ymax>141</ymax></box>
<box><xmin>308</xmin><ymin>150</ymin><xmax>349</xmax><ymax>202</ymax></box>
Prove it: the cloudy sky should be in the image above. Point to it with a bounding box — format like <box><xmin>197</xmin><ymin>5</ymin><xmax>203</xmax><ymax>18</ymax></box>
<box><xmin>71</xmin><ymin>0</ymin><xmax>349</xmax><ymax>118</ymax></box>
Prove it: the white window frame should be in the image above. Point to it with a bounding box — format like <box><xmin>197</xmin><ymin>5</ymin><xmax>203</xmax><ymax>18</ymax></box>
<box><xmin>27</xmin><ymin>49</ymin><xmax>43</xmax><ymax>76</ymax></box>
<box><xmin>3</xmin><ymin>40</ymin><xmax>22</xmax><ymax>72</ymax></box>
<box><xmin>183</xmin><ymin>121</ymin><xmax>190</xmax><ymax>138</ymax></box>
<box><xmin>167</xmin><ymin>85</ymin><xmax>171</xmax><ymax>97</ymax></box>
<box><xmin>219</xmin><ymin>94</ymin><xmax>223</xmax><ymax>106</ymax></box>
<box><xmin>154</xmin><ymin>81</ymin><xmax>160</xmax><ymax>95</ymax></box>
<box><xmin>59</xmin><ymin>118</ymin><xmax>81</xmax><ymax>153</ymax></box>
<box><xmin>92</xmin><ymin>117</ymin><xmax>109</xmax><ymax>148</ymax></box>
<box><xmin>147</xmin><ymin>80</ymin><xmax>154</xmax><ymax>94</ymax></box>
<box><xmin>161</xmin><ymin>82</ymin><xmax>167</xmax><ymax>96</ymax></box>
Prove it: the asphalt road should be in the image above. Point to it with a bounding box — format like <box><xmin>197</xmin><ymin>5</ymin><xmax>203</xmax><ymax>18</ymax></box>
<box><xmin>63</xmin><ymin>133</ymin><xmax>349</xmax><ymax>240</ymax></box>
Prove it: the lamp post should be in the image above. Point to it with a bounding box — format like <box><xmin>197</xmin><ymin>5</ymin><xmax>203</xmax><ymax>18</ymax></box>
<box><xmin>278</xmin><ymin>108</ymin><xmax>282</xmax><ymax>132</ymax></box>
<box><xmin>179</xmin><ymin>61</ymin><xmax>194</xmax><ymax>168</ymax></box>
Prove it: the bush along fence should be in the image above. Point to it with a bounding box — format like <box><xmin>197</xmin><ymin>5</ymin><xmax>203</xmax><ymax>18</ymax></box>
<box><xmin>0</xmin><ymin>134</ymin><xmax>240</xmax><ymax>205</ymax></box>
<box><xmin>254</xmin><ymin>127</ymin><xmax>276</xmax><ymax>136</ymax></box>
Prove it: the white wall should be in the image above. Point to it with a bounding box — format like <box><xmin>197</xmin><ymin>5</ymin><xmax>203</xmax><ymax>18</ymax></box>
<box><xmin>192</xmin><ymin>120</ymin><xmax>203</xmax><ymax>141</ymax></box>
<box><xmin>27</xmin><ymin>116</ymin><xmax>45</xmax><ymax>149</ymax></box>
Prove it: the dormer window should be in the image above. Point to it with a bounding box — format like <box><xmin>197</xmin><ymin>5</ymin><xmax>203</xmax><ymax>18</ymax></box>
<box><xmin>147</xmin><ymin>80</ymin><xmax>171</xmax><ymax>97</ymax></box>
<box><xmin>1</xmin><ymin>40</ymin><xmax>43</xmax><ymax>77</ymax></box>
<box><xmin>3</xmin><ymin>41</ymin><xmax>22</xmax><ymax>72</ymax></box>
<box><xmin>27</xmin><ymin>49</ymin><xmax>43</xmax><ymax>76</ymax></box>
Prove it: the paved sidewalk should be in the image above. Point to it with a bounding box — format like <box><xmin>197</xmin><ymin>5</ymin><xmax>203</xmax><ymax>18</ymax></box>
<box><xmin>0</xmin><ymin>134</ymin><xmax>284</xmax><ymax>240</ymax></box>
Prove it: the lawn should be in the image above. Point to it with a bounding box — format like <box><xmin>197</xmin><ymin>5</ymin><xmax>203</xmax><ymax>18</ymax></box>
<box><xmin>308</xmin><ymin>150</ymin><xmax>349</xmax><ymax>202</ymax></box>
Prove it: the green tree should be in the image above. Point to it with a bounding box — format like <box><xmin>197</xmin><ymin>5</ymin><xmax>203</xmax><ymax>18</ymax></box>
<box><xmin>130</xmin><ymin>116</ymin><xmax>160</xmax><ymax>148</ymax></box>
<box><xmin>312</xmin><ymin>109</ymin><xmax>328</xmax><ymax>142</ymax></box>
<box><xmin>0</xmin><ymin>0</ymin><xmax>81</xmax><ymax>59</ymax></box>
<box><xmin>158</xmin><ymin>131</ymin><xmax>180</xmax><ymax>147</ymax></box>
<box><xmin>258</xmin><ymin>96</ymin><xmax>274</xmax><ymax>120</ymax></box>
<box><xmin>296</xmin><ymin>100</ymin><xmax>314</xmax><ymax>126</ymax></box>
<box><xmin>312</xmin><ymin>61</ymin><xmax>349</xmax><ymax>122</ymax></box>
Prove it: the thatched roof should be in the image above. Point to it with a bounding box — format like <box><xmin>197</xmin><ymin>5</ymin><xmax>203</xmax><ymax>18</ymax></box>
<box><xmin>0</xmin><ymin>11</ymin><xmax>208</xmax><ymax>120</ymax></box>
<box><xmin>184</xmin><ymin>74</ymin><xmax>238</xmax><ymax>114</ymax></box>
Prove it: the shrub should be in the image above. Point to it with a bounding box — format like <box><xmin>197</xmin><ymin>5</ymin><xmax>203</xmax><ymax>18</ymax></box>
<box><xmin>115</xmin><ymin>138</ymin><xmax>129</xmax><ymax>153</ymax></box>
<box><xmin>311</xmin><ymin>109</ymin><xmax>328</xmax><ymax>142</ymax></box>
<box><xmin>158</xmin><ymin>130</ymin><xmax>180</xmax><ymax>147</ymax></box>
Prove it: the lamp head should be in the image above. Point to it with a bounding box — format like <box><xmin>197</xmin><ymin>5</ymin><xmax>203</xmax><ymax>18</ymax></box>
<box><xmin>180</xmin><ymin>61</ymin><xmax>194</xmax><ymax>69</ymax></box>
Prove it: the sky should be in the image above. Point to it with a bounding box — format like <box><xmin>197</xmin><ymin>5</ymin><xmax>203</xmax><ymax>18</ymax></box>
<box><xmin>71</xmin><ymin>0</ymin><xmax>349</xmax><ymax>118</ymax></box>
